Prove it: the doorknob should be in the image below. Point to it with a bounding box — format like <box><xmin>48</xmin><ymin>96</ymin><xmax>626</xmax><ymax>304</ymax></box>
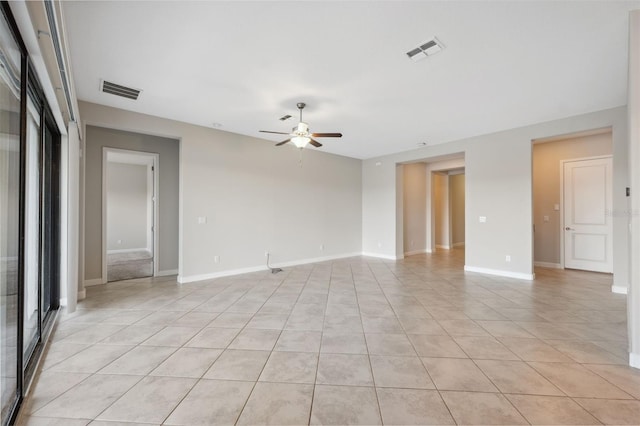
<box><xmin>565</xmin><ymin>227</ymin><xmax>574</xmax><ymax>231</ymax></box>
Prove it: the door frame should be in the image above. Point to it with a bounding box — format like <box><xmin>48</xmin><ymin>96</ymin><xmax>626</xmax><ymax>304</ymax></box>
<box><xmin>559</xmin><ymin>154</ymin><xmax>613</xmax><ymax>270</ymax></box>
<box><xmin>101</xmin><ymin>147</ymin><xmax>159</xmax><ymax>283</ymax></box>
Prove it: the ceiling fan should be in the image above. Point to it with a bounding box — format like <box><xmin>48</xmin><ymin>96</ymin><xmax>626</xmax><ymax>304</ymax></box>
<box><xmin>260</xmin><ymin>102</ymin><xmax>342</xmax><ymax>148</ymax></box>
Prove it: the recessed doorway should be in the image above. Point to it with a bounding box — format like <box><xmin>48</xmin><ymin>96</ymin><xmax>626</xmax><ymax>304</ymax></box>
<box><xmin>103</xmin><ymin>148</ymin><xmax>158</xmax><ymax>282</ymax></box>
<box><xmin>532</xmin><ymin>128</ymin><xmax>613</xmax><ymax>273</ymax></box>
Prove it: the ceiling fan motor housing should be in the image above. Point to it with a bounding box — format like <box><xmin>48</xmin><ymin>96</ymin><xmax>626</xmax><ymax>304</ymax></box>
<box><xmin>294</xmin><ymin>122</ymin><xmax>309</xmax><ymax>135</ymax></box>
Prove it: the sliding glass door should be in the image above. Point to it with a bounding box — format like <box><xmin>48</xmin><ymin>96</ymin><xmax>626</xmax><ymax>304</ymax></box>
<box><xmin>0</xmin><ymin>5</ymin><xmax>23</xmax><ymax>422</ymax></box>
<box><xmin>40</xmin><ymin>115</ymin><xmax>60</xmax><ymax>330</ymax></box>
<box><xmin>0</xmin><ymin>3</ymin><xmax>61</xmax><ymax>424</ymax></box>
<box><xmin>23</xmin><ymin>94</ymin><xmax>40</xmax><ymax>361</ymax></box>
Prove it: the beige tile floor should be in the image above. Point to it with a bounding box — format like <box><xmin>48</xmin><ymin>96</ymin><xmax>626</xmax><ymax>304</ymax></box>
<box><xmin>17</xmin><ymin>249</ymin><xmax>640</xmax><ymax>425</ymax></box>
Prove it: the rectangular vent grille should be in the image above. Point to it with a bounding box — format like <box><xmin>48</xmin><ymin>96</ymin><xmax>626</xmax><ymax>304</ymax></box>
<box><xmin>406</xmin><ymin>37</ymin><xmax>444</xmax><ymax>61</ymax></box>
<box><xmin>101</xmin><ymin>80</ymin><xmax>141</xmax><ymax>100</ymax></box>
<box><xmin>279</xmin><ymin>114</ymin><xmax>293</xmax><ymax>121</ymax></box>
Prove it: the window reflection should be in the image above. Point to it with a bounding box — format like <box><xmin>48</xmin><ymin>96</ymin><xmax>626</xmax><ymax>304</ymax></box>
<box><xmin>0</xmin><ymin>13</ymin><xmax>22</xmax><ymax>424</ymax></box>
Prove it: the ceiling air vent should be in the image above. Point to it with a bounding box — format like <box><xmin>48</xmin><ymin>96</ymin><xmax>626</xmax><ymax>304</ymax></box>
<box><xmin>406</xmin><ymin>37</ymin><xmax>445</xmax><ymax>62</ymax></box>
<box><xmin>101</xmin><ymin>80</ymin><xmax>142</xmax><ymax>100</ymax></box>
<box><xmin>279</xmin><ymin>114</ymin><xmax>293</xmax><ymax>121</ymax></box>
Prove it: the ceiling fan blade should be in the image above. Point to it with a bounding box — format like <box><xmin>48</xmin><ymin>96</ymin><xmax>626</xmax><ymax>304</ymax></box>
<box><xmin>260</xmin><ymin>130</ymin><xmax>290</xmax><ymax>135</ymax></box>
<box><xmin>311</xmin><ymin>132</ymin><xmax>342</xmax><ymax>138</ymax></box>
<box><xmin>275</xmin><ymin>139</ymin><xmax>291</xmax><ymax>146</ymax></box>
<box><xmin>309</xmin><ymin>138</ymin><xmax>322</xmax><ymax>148</ymax></box>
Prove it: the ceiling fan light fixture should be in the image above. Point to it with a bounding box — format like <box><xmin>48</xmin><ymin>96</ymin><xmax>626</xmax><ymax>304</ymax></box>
<box><xmin>292</xmin><ymin>136</ymin><xmax>310</xmax><ymax>148</ymax></box>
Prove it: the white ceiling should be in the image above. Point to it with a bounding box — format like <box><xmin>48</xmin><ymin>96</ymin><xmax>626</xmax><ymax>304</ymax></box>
<box><xmin>62</xmin><ymin>1</ymin><xmax>639</xmax><ymax>159</ymax></box>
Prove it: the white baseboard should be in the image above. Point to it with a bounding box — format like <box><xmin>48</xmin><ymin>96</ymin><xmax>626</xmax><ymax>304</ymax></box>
<box><xmin>404</xmin><ymin>249</ymin><xmax>427</xmax><ymax>256</ymax></box>
<box><xmin>77</xmin><ymin>289</ymin><xmax>86</xmax><ymax>301</ymax></box>
<box><xmin>464</xmin><ymin>265</ymin><xmax>535</xmax><ymax>281</ymax></box>
<box><xmin>178</xmin><ymin>252</ymin><xmax>362</xmax><ymax>284</ymax></box>
<box><xmin>107</xmin><ymin>248</ymin><xmax>150</xmax><ymax>254</ymax></box>
<box><xmin>156</xmin><ymin>269</ymin><xmax>178</xmax><ymax>277</ymax></box>
<box><xmin>534</xmin><ymin>261</ymin><xmax>563</xmax><ymax>269</ymax></box>
<box><xmin>274</xmin><ymin>252</ymin><xmax>362</xmax><ymax>268</ymax></box>
<box><xmin>361</xmin><ymin>252</ymin><xmax>400</xmax><ymax>260</ymax></box>
<box><xmin>59</xmin><ymin>297</ymin><xmax>67</xmax><ymax>307</ymax></box>
<box><xmin>179</xmin><ymin>266</ymin><xmax>265</xmax><ymax>284</ymax></box>
<box><xmin>436</xmin><ymin>245</ymin><xmax>451</xmax><ymax>250</ymax></box>
<box><xmin>611</xmin><ymin>284</ymin><xmax>628</xmax><ymax>295</ymax></box>
<box><xmin>452</xmin><ymin>242</ymin><xmax>465</xmax><ymax>248</ymax></box>
<box><xmin>83</xmin><ymin>278</ymin><xmax>104</xmax><ymax>287</ymax></box>
<box><xmin>425</xmin><ymin>248</ymin><xmax>433</xmax><ymax>253</ymax></box>
<box><xmin>630</xmin><ymin>352</ymin><xmax>640</xmax><ymax>369</ymax></box>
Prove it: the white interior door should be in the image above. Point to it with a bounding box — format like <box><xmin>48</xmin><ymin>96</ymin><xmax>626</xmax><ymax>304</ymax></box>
<box><xmin>563</xmin><ymin>157</ymin><xmax>613</xmax><ymax>273</ymax></box>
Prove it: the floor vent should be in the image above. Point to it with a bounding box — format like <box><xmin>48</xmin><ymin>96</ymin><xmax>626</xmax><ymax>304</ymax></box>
<box><xmin>101</xmin><ymin>80</ymin><xmax>142</xmax><ymax>100</ymax></box>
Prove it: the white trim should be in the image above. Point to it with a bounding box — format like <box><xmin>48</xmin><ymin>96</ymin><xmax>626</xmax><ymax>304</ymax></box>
<box><xmin>534</xmin><ymin>261</ymin><xmax>563</xmax><ymax>269</ymax></box>
<box><xmin>436</xmin><ymin>244</ymin><xmax>451</xmax><ymax>250</ymax></box>
<box><xmin>404</xmin><ymin>249</ymin><xmax>427</xmax><ymax>256</ymax></box>
<box><xmin>452</xmin><ymin>242</ymin><xmax>465</xmax><ymax>248</ymax></box>
<box><xmin>107</xmin><ymin>248</ymin><xmax>151</xmax><ymax>255</ymax></box>
<box><xmin>464</xmin><ymin>265</ymin><xmax>535</xmax><ymax>280</ymax></box>
<box><xmin>178</xmin><ymin>252</ymin><xmax>362</xmax><ymax>284</ymax></box>
<box><xmin>630</xmin><ymin>352</ymin><xmax>640</xmax><ymax>369</ymax></box>
<box><xmin>103</xmin><ymin>148</ymin><xmax>160</xmax><ymax>282</ymax></box>
<box><xmin>274</xmin><ymin>252</ymin><xmax>362</xmax><ymax>268</ymax></box>
<box><xmin>612</xmin><ymin>285</ymin><xmax>629</xmax><ymax>295</ymax></box>
<box><xmin>425</xmin><ymin>248</ymin><xmax>433</xmax><ymax>253</ymax></box>
<box><xmin>179</xmin><ymin>266</ymin><xmax>265</xmax><ymax>283</ymax></box>
<box><xmin>59</xmin><ymin>298</ymin><xmax>67</xmax><ymax>307</ymax></box>
<box><xmin>101</xmin><ymin>151</ymin><xmax>107</xmax><ymax>283</ymax></box>
<box><xmin>77</xmin><ymin>289</ymin><xmax>86</xmax><ymax>301</ymax></box>
<box><xmin>84</xmin><ymin>278</ymin><xmax>105</xmax><ymax>287</ymax></box>
<box><xmin>362</xmin><ymin>252</ymin><xmax>400</xmax><ymax>260</ymax></box>
<box><xmin>157</xmin><ymin>269</ymin><xmax>178</xmax><ymax>277</ymax></box>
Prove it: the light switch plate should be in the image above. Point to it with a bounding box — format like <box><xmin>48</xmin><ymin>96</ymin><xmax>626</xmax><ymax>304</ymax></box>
<box><xmin>479</xmin><ymin>216</ymin><xmax>487</xmax><ymax>223</ymax></box>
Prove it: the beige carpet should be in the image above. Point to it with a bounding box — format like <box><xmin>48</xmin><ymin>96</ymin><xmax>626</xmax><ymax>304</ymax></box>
<box><xmin>107</xmin><ymin>250</ymin><xmax>152</xmax><ymax>282</ymax></box>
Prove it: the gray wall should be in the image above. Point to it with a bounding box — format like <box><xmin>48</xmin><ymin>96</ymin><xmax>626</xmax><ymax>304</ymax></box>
<box><xmin>533</xmin><ymin>132</ymin><xmax>612</xmax><ymax>265</ymax></box>
<box><xmin>363</xmin><ymin>106</ymin><xmax>628</xmax><ymax>286</ymax></box>
<box><xmin>433</xmin><ymin>172</ymin><xmax>449</xmax><ymax>248</ymax></box>
<box><xmin>450</xmin><ymin>173</ymin><xmax>465</xmax><ymax>246</ymax></box>
<box><xmin>80</xmin><ymin>101</ymin><xmax>362</xmax><ymax>282</ymax></box>
<box><xmin>84</xmin><ymin>125</ymin><xmax>179</xmax><ymax>279</ymax></box>
<box><xmin>106</xmin><ymin>162</ymin><xmax>149</xmax><ymax>251</ymax></box>
<box><xmin>402</xmin><ymin>163</ymin><xmax>426</xmax><ymax>254</ymax></box>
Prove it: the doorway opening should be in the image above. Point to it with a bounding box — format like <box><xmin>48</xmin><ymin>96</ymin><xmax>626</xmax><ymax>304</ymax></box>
<box><xmin>432</xmin><ymin>168</ymin><xmax>465</xmax><ymax>252</ymax></box>
<box><xmin>532</xmin><ymin>128</ymin><xmax>613</xmax><ymax>273</ymax></box>
<box><xmin>399</xmin><ymin>154</ymin><xmax>465</xmax><ymax>265</ymax></box>
<box><xmin>103</xmin><ymin>148</ymin><xmax>158</xmax><ymax>282</ymax></box>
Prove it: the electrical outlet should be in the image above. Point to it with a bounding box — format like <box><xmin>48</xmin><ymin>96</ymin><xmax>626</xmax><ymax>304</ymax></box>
<box><xmin>505</xmin><ymin>255</ymin><xmax>511</xmax><ymax>262</ymax></box>
<box><xmin>214</xmin><ymin>255</ymin><xmax>220</xmax><ymax>263</ymax></box>
<box><xmin>265</xmin><ymin>251</ymin><xmax>269</xmax><ymax>258</ymax></box>
<box><xmin>377</xmin><ymin>241</ymin><xmax>382</xmax><ymax>248</ymax></box>
<box><xmin>117</xmin><ymin>239</ymin><xmax>122</xmax><ymax>245</ymax></box>
<box><xmin>319</xmin><ymin>244</ymin><xmax>324</xmax><ymax>251</ymax></box>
